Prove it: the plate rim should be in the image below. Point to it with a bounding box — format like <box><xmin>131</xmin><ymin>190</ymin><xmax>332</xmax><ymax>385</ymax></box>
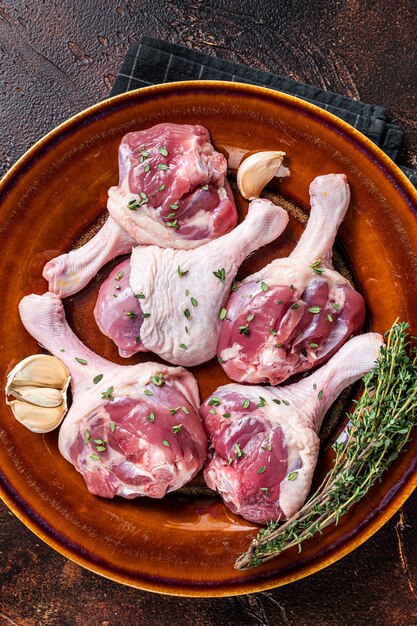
<box><xmin>1</xmin><ymin>79</ymin><xmax>417</xmax><ymax>597</ymax></box>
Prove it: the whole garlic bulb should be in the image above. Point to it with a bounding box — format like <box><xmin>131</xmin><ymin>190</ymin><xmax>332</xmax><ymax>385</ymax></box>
<box><xmin>237</xmin><ymin>151</ymin><xmax>286</xmax><ymax>200</ymax></box>
<box><xmin>5</xmin><ymin>354</ymin><xmax>71</xmax><ymax>433</ymax></box>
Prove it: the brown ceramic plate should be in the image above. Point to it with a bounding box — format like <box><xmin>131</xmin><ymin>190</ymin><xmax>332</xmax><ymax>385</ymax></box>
<box><xmin>1</xmin><ymin>82</ymin><xmax>417</xmax><ymax>597</ymax></box>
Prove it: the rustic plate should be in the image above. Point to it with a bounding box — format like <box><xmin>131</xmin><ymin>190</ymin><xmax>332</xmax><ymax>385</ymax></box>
<box><xmin>1</xmin><ymin>82</ymin><xmax>417</xmax><ymax>597</ymax></box>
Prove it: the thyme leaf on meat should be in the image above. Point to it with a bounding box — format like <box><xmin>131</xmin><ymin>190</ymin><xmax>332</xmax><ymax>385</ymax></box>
<box><xmin>101</xmin><ymin>386</ymin><xmax>114</xmax><ymax>401</ymax></box>
<box><xmin>236</xmin><ymin>321</ymin><xmax>417</xmax><ymax>570</ymax></box>
<box><xmin>150</xmin><ymin>373</ymin><xmax>165</xmax><ymax>387</ymax></box>
<box><xmin>177</xmin><ymin>266</ymin><xmax>188</xmax><ymax>277</ymax></box>
<box><xmin>213</xmin><ymin>268</ymin><xmax>226</xmax><ymax>283</ymax></box>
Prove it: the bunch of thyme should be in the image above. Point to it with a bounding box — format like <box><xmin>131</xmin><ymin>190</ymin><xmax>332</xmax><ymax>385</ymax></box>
<box><xmin>236</xmin><ymin>321</ymin><xmax>417</xmax><ymax>570</ymax></box>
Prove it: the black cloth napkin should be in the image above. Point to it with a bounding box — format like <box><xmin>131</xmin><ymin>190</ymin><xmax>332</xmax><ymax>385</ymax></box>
<box><xmin>111</xmin><ymin>36</ymin><xmax>416</xmax><ymax>189</ymax></box>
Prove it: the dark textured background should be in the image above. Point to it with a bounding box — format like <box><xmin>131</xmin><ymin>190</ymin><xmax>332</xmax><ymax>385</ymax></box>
<box><xmin>1</xmin><ymin>1</ymin><xmax>417</xmax><ymax>624</ymax></box>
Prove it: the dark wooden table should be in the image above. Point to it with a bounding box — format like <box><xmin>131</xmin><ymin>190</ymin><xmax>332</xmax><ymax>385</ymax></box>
<box><xmin>1</xmin><ymin>2</ymin><xmax>417</xmax><ymax>624</ymax></box>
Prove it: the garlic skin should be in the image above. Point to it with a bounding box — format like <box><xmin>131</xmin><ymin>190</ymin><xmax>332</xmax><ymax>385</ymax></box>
<box><xmin>5</xmin><ymin>355</ymin><xmax>71</xmax><ymax>433</ymax></box>
<box><xmin>237</xmin><ymin>151</ymin><xmax>286</xmax><ymax>200</ymax></box>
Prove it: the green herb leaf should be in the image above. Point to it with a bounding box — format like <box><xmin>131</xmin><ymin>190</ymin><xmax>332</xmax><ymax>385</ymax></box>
<box><xmin>125</xmin><ymin>311</ymin><xmax>138</xmax><ymax>319</ymax></box>
<box><xmin>179</xmin><ymin>343</ymin><xmax>188</xmax><ymax>350</ymax></box>
<box><xmin>90</xmin><ymin>454</ymin><xmax>101</xmax><ymax>462</ymax></box>
<box><xmin>93</xmin><ymin>374</ymin><xmax>103</xmax><ymax>384</ymax></box>
<box><xmin>191</xmin><ymin>297</ymin><xmax>198</xmax><ymax>307</ymax></box>
<box><xmin>243</xmin><ymin>399</ymin><xmax>250</xmax><ymax>409</ymax></box>
<box><xmin>150</xmin><ymin>373</ymin><xmax>165</xmax><ymax>387</ymax></box>
<box><xmin>109</xmin><ymin>421</ymin><xmax>116</xmax><ymax>433</ymax></box>
<box><xmin>75</xmin><ymin>357</ymin><xmax>87</xmax><ymax>365</ymax></box>
<box><xmin>260</xmin><ymin>282</ymin><xmax>269</xmax><ymax>292</ymax></box>
<box><xmin>257</xmin><ymin>397</ymin><xmax>267</xmax><ymax>408</ymax></box>
<box><xmin>234</xmin><ymin>442</ymin><xmax>245</xmax><ymax>460</ymax></box>
<box><xmin>258</xmin><ymin>466</ymin><xmax>266</xmax><ymax>474</ymax></box>
<box><xmin>220</xmin><ymin>308</ymin><xmax>227</xmax><ymax>320</ymax></box>
<box><xmin>309</xmin><ymin>260</ymin><xmax>326</xmax><ymax>275</ymax></box>
<box><xmin>84</xmin><ymin>430</ymin><xmax>90</xmax><ymax>444</ymax></box>
<box><xmin>177</xmin><ymin>265</ymin><xmax>188</xmax><ymax>277</ymax></box>
<box><xmin>144</xmin><ymin>389</ymin><xmax>153</xmax><ymax>396</ymax></box>
<box><xmin>213</xmin><ymin>268</ymin><xmax>226</xmax><ymax>283</ymax></box>
<box><xmin>159</xmin><ymin>147</ymin><xmax>169</xmax><ymax>156</ymax></box>
<box><xmin>157</xmin><ymin>163</ymin><xmax>168</xmax><ymax>170</ymax></box>
<box><xmin>136</xmin><ymin>293</ymin><xmax>145</xmax><ymax>299</ymax></box>
<box><xmin>308</xmin><ymin>306</ymin><xmax>321</xmax><ymax>314</ymax></box>
<box><xmin>290</xmin><ymin>302</ymin><xmax>299</xmax><ymax>310</ymax></box>
<box><xmin>208</xmin><ymin>397</ymin><xmax>221</xmax><ymax>406</ymax></box>
<box><xmin>172</xmin><ymin>424</ymin><xmax>182</xmax><ymax>434</ymax></box>
<box><xmin>146</xmin><ymin>412</ymin><xmax>155</xmax><ymax>423</ymax></box>
<box><xmin>288</xmin><ymin>471</ymin><xmax>298</xmax><ymax>481</ymax></box>
<box><xmin>182</xmin><ymin>406</ymin><xmax>190</xmax><ymax>414</ymax></box>
<box><xmin>238</xmin><ymin>324</ymin><xmax>250</xmax><ymax>337</ymax></box>
<box><xmin>184</xmin><ymin>308</ymin><xmax>191</xmax><ymax>319</ymax></box>
<box><xmin>162</xmin><ymin>439</ymin><xmax>170</xmax><ymax>447</ymax></box>
<box><xmin>101</xmin><ymin>386</ymin><xmax>114</xmax><ymax>401</ymax></box>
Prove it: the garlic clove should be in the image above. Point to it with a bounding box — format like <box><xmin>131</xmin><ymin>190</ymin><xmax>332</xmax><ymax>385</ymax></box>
<box><xmin>5</xmin><ymin>354</ymin><xmax>70</xmax><ymax>392</ymax></box>
<box><xmin>237</xmin><ymin>151</ymin><xmax>286</xmax><ymax>200</ymax></box>
<box><xmin>6</xmin><ymin>385</ymin><xmax>64</xmax><ymax>408</ymax></box>
<box><xmin>9</xmin><ymin>400</ymin><xmax>67</xmax><ymax>433</ymax></box>
<box><xmin>5</xmin><ymin>354</ymin><xmax>71</xmax><ymax>433</ymax></box>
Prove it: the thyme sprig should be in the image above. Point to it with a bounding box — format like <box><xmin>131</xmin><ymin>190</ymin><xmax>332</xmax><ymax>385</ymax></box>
<box><xmin>236</xmin><ymin>321</ymin><xmax>417</xmax><ymax>570</ymax></box>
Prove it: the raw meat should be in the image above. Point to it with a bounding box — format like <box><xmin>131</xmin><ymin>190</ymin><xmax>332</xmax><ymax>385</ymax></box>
<box><xmin>98</xmin><ymin>198</ymin><xmax>289</xmax><ymax>364</ymax></box>
<box><xmin>19</xmin><ymin>292</ymin><xmax>207</xmax><ymax>499</ymax></box>
<box><xmin>201</xmin><ymin>332</ymin><xmax>383</xmax><ymax>524</ymax></box>
<box><xmin>93</xmin><ymin>258</ymin><xmax>145</xmax><ymax>358</ymax></box>
<box><xmin>43</xmin><ymin>123</ymin><xmax>238</xmax><ymax>298</ymax></box>
<box><xmin>217</xmin><ymin>174</ymin><xmax>366</xmax><ymax>384</ymax></box>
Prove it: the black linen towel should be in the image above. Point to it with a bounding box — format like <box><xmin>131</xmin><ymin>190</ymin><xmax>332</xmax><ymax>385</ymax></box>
<box><xmin>111</xmin><ymin>36</ymin><xmax>416</xmax><ymax>189</ymax></box>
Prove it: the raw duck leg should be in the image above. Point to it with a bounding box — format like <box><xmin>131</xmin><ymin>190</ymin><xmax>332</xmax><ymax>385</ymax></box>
<box><xmin>43</xmin><ymin>123</ymin><xmax>238</xmax><ymax>298</ymax></box>
<box><xmin>201</xmin><ymin>332</ymin><xmax>383</xmax><ymax>524</ymax></box>
<box><xmin>217</xmin><ymin>174</ymin><xmax>366</xmax><ymax>385</ymax></box>
<box><xmin>19</xmin><ymin>292</ymin><xmax>207</xmax><ymax>499</ymax></box>
<box><xmin>96</xmin><ymin>199</ymin><xmax>289</xmax><ymax>364</ymax></box>
<box><xmin>43</xmin><ymin>217</ymin><xmax>135</xmax><ymax>297</ymax></box>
